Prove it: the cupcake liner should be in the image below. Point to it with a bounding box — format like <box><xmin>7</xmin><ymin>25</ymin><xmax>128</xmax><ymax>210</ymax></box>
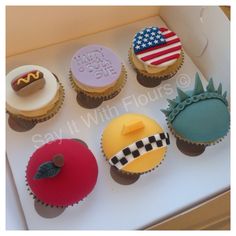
<box><xmin>129</xmin><ymin>48</ymin><xmax>184</xmax><ymax>82</ymax></box>
<box><xmin>76</xmin><ymin>92</ymin><xmax>104</xmax><ymax>109</ymax></box>
<box><xmin>176</xmin><ymin>138</ymin><xmax>206</xmax><ymax>156</ymax></box>
<box><xmin>7</xmin><ymin>115</ymin><xmax>37</xmax><ymax>132</ymax></box>
<box><xmin>100</xmin><ymin>134</ymin><xmax>166</xmax><ymax>176</ymax></box>
<box><xmin>136</xmin><ymin>72</ymin><xmax>162</xmax><ymax>88</ymax></box>
<box><xmin>69</xmin><ymin>64</ymin><xmax>127</xmax><ymax>101</ymax></box>
<box><xmin>7</xmin><ymin>79</ymin><xmax>65</xmax><ymax>123</ymax></box>
<box><xmin>33</xmin><ymin>199</ymin><xmax>66</xmax><ymax>218</ymax></box>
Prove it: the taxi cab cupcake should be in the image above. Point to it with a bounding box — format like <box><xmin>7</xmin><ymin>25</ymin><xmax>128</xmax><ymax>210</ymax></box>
<box><xmin>70</xmin><ymin>44</ymin><xmax>127</xmax><ymax>109</ymax></box>
<box><xmin>161</xmin><ymin>73</ymin><xmax>230</xmax><ymax>156</ymax></box>
<box><xmin>101</xmin><ymin>113</ymin><xmax>170</xmax><ymax>184</ymax></box>
<box><xmin>6</xmin><ymin>65</ymin><xmax>64</xmax><ymax>131</ymax></box>
<box><xmin>129</xmin><ymin>26</ymin><xmax>184</xmax><ymax>87</ymax></box>
<box><xmin>26</xmin><ymin>139</ymin><xmax>98</xmax><ymax>209</ymax></box>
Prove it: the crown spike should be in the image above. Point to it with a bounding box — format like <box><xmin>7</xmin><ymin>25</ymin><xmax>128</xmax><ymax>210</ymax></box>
<box><xmin>223</xmin><ymin>91</ymin><xmax>227</xmax><ymax>98</ymax></box>
<box><xmin>177</xmin><ymin>87</ymin><xmax>189</xmax><ymax>101</ymax></box>
<box><xmin>206</xmin><ymin>78</ymin><xmax>215</xmax><ymax>92</ymax></box>
<box><xmin>193</xmin><ymin>72</ymin><xmax>204</xmax><ymax>95</ymax></box>
<box><xmin>217</xmin><ymin>83</ymin><xmax>222</xmax><ymax>95</ymax></box>
<box><xmin>161</xmin><ymin>109</ymin><xmax>171</xmax><ymax>116</ymax></box>
<box><xmin>167</xmin><ymin>99</ymin><xmax>178</xmax><ymax>109</ymax></box>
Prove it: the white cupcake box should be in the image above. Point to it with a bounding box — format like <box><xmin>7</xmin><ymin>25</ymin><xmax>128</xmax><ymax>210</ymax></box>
<box><xmin>6</xmin><ymin>6</ymin><xmax>230</xmax><ymax>230</ymax></box>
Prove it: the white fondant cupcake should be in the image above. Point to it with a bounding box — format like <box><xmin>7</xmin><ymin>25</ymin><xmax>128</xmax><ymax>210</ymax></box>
<box><xmin>6</xmin><ymin>65</ymin><xmax>64</xmax><ymax>131</ymax></box>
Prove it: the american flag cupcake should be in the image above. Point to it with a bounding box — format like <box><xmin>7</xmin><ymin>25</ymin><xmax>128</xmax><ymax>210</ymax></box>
<box><xmin>129</xmin><ymin>26</ymin><xmax>184</xmax><ymax>88</ymax></box>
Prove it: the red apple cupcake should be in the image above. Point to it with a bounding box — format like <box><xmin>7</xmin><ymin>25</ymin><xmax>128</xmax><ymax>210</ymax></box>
<box><xmin>26</xmin><ymin>139</ymin><xmax>98</xmax><ymax>208</ymax></box>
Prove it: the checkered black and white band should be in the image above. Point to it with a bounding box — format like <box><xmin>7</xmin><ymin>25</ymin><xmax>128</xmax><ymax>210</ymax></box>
<box><xmin>109</xmin><ymin>132</ymin><xmax>170</xmax><ymax>170</ymax></box>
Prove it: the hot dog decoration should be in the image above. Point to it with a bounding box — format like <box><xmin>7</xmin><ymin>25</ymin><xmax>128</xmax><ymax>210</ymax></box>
<box><xmin>11</xmin><ymin>70</ymin><xmax>45</xmax><ymax>96</ymax></box>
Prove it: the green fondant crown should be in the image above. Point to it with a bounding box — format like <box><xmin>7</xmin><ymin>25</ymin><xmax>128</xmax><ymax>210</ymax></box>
<box><xmin>161</xmin><ymin>73</ymin><xmax>228</xmax><ymax>123</ymax></box>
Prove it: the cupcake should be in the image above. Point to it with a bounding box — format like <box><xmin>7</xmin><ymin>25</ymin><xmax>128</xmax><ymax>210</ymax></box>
<box><xmin>26</xmin><ymin>139</ymin><xmax>98</xmax><ymax>210</ymax></box>
<box><xmin>101</xmin><ymin>113</ymin><xmax>170</xmax><ymax>184</ymax></box>
<box><xmin>6</xmin><ymin>65</ymin><xmax>64</xmax><ymax>132</ymax></box>
<box><xmin>161</xmin><ymin>73</ymin><xmax>230</xmax><ymax>156</ymax></box>
<box><xmin>69</xmin><ymin>44</ymin><xmax>127</xmax><ymax>109</ymax></box>
<box><xmin>129</xmin><ymin>26</ymin><xmax>184</xmax><ymax>88</ymax></box>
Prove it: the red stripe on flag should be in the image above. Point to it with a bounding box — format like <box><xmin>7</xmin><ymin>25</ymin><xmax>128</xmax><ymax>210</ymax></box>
<box><xmin>160</xmin><ymin>28</ymin><xmax>168</xmax><ymax>32</ymax></box>
<box><xmin>140</xmin><ymin>46</ymin><xmax>182</xmax><ymax>61</ymax></box>
<box><xmin>151</xmin><ymin>54</ymin><xmax>180</xmax><ymax>65</ymax></box>
<box><xmin>163</xmin><ymin>32</ymin><xmax>176</xmax><ymax>38</ymax></box>
<box><xmin>136</xmin><ymin>38</ymin><xmax>180</xmax><ymax>55</ymax></box>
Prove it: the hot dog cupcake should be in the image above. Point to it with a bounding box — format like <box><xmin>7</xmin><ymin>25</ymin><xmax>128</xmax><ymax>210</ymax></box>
<box><xmin>129</xmin><ymin>26</ymin><xmax>184</xmax><ymax>87</ymax></box>
<box><xmin>6</xmin><ymin>65</ymin><xmax>64</xmax><ymax>131</ymax></box>
<box><xmin>101</xmin><ymin>113</ymin><xmax>170</xmax><ymax>184</ymax></box>
<box><xmin>161</xmin><ymin>73</ymin><xmax>230</xmax><ymax>156</ymax></box>
<box><xmin>26</xmin><ymin>139</ymin><xmax>98</xmax><ymax>211</ymax></box>
<box><xmin>69</xmin><ymin>44</ymin><xmax>127</xmax><ymax>109</ymax></box>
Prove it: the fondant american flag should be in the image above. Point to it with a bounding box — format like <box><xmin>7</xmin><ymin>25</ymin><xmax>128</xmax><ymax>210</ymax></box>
<box><xmin>133</xmin><ymin>27</ymin><xmax>182</xmax><ymax>67</ymax></box>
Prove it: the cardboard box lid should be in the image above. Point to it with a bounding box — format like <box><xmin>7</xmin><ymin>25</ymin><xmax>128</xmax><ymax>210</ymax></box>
<box><xmin>6</xmin><ymin>6</ymin><xmax>160</xmax><ymax>57</ymax></box>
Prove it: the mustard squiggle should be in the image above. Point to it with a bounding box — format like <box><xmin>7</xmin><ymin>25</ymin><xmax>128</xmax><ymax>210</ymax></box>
<box><xmin>17</xmin><ymin>71</ymin><xmax>41</xmax><ymax>85</ymax></box>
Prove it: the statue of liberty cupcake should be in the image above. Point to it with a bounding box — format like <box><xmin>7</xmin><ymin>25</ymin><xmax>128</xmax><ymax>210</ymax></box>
<box><xmin>161</xmin><ymin>73</ymin><xmax>230</xmax><ymax>156</ymax></box>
